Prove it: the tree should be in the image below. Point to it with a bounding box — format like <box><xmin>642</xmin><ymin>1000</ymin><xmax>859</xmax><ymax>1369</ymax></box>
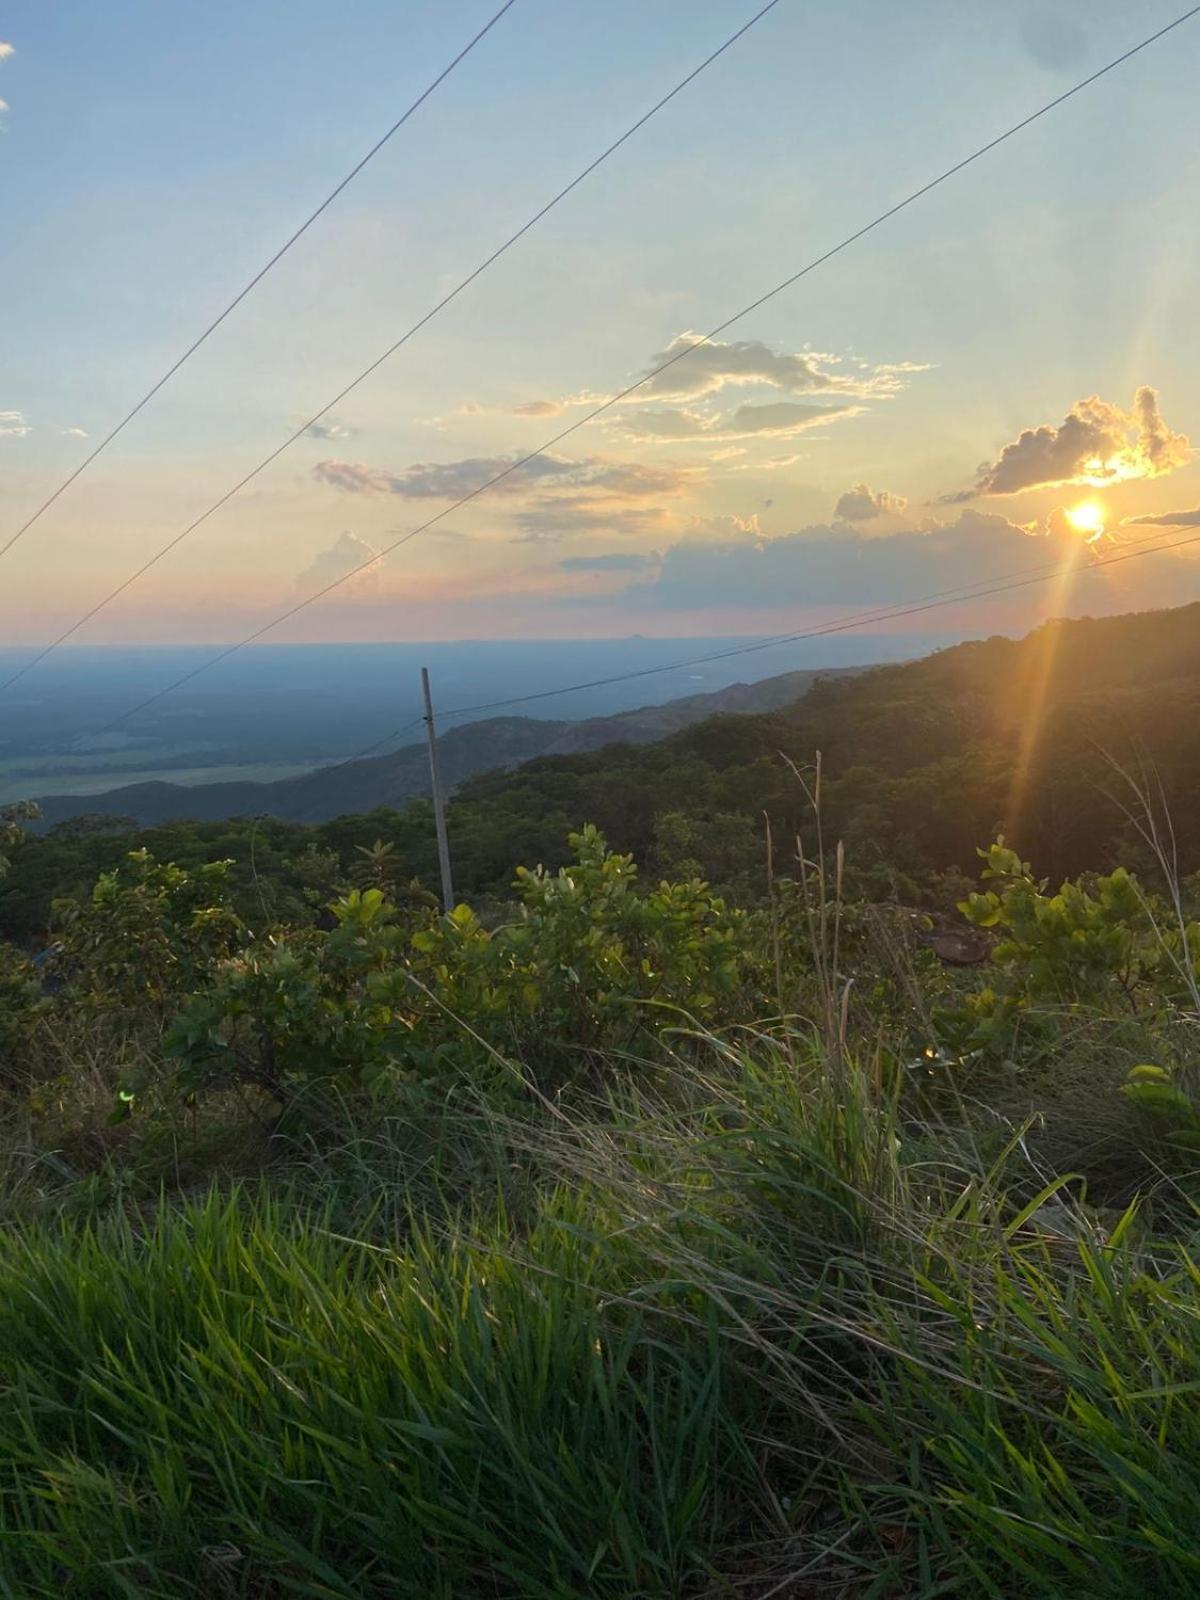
<box><xmin>0</xmin><ymin>802</ymin><xmax>38</xmax><ymax>880</ymax></box>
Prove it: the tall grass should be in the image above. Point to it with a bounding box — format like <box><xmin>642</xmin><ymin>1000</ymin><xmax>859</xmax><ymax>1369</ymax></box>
<box><xmin>4</xmin><ymin>1036</ymin><xmax>1197</xmax><ymax>1596</ymax></box>
<box><xmin>0</xmin><ymin>1185</ymin><xmax>756</xmax><ymax>1598</ymax></box>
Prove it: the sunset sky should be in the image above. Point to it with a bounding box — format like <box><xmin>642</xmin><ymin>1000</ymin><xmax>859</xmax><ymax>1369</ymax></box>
<box><xmin>3</xmin><ymin>0</ymin><xmax>1200</xmax><ymax>649</ymax></box>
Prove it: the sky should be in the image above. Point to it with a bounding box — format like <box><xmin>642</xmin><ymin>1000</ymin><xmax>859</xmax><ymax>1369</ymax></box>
<box><xmin>3</xmin><ymin>0</ymin><xmax>1200</xmax><ymax>652</ymax></box>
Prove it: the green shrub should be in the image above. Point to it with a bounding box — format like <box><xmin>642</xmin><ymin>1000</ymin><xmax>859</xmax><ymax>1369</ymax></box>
<box><xmin>53</xmin><ymin>849</ymin><xmax>246</xmax><ymax>1014</ymax></box>
<box><xmin>162</xmin><ymin>828</ymin><xmax>747</xmax><ymax>1110</ymax></box>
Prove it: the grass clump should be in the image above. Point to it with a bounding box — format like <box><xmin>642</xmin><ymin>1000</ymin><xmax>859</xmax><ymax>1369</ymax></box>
<box><xmin>0</xmin><ymin>1185</ymin><xmax>749</xmax><ymax>1599</ymax></box>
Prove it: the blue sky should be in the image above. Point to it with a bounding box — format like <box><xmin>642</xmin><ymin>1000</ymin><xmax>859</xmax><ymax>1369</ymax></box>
<box><xmin>2</xmin><ymin>0</ymin><xmax>1200</xmax><ymax>646</ymax></box>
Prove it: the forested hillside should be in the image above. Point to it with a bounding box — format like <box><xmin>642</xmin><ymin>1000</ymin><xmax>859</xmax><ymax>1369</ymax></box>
<box><xmin>446</xmin><ymin>602</ymin><xmax>1200</xmax><ymax>894</ymax></box>
<box><xmin>5</xmin><ymin>605</ymin><xmax>1198</xmax><ymax>942</ymax></box>
<box><xmin>28</xmin><ymin>666</ymin><xmax>847</xmax><ymax>829</ymax></box>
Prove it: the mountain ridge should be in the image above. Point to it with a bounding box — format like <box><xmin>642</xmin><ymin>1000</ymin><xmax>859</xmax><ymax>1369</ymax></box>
<box><xmin>30</xmin><ymin>665</ymin><xmax>858</xmax><ymax>829</ymax></box>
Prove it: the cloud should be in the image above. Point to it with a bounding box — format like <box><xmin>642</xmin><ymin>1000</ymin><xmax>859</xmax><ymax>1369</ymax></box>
<box><xmin>595</xmin><ymin>507</ymin><xmax>1200</xmax><ymax>615</ymax></box>
<box><xmin>1123</xmin><ymin>506</ymin><xmax>1200</xmax><ymax>528</ymax></box>
<box><xmin>0</xmin><ymin>43</ymin><xmax>12</xmax><ymax>62</ymax></box>
<box><xmin>303</xmin><ymin>415</ymin><xmax>356</xmax><ymax>441</ymax></box>
<box><xmin>1133</xmin><ymin>386</ymin><xmax>1189</xmax><ymax>474</ymax></box>
<box><xmin>0</xmin><ymin>409</ymin><xmax>30</xmax><ymax>438</ymax></box>
<box><xmin>689</xmin><ymin>512</ymin><xmax>762</xmax><ymax>540</ymax></box>
<box><xmin>314</xmin><ymin>450</ymin><xmax>699</xmax><ymax>545</ymax></box>
<box><xmin>314</xmin><ymin>452</ymin><xmax>694</xmax><ymax>503</ymax></box>
<box><xmin>617</xmin><ymin>407</ymin><xmax>711</xmax><ymax>441</ymax></box>
<box><xmin>835</xmin><ymin>483</ymin><xmax>909</xmax><ymax>521</ymax></box>
<box><xmin>312</xmin><ymin>460</ymin><xmax>396</xmax><ymax>495</ymax></box>
<box><xmin>0</xmin><ymin>99</ymin><xmax>8</xmax><ymax>115</ymax></box>
<box><xmin>1019</xmin><ymin>9</ymin><xmax>1086</xmax><ymax>70</ymax></box>
<box><xmin>455</xmin><ymin>393</ymin><xmax>600</xmax><ymax>421</ymax></box>
<box><xmin>626</xmin><ymin>332</ymin><xmax>915</xmax><ymax>405</ymax></box>
<box><xmin>619</xmin><ymin>400</ymin><xmax>861</xmax><ymax>443</ymax></box>
<box><xmin>315</xmin><ymin>452</ymin><xmax>584</xmax><ymax>500</ymax></box>
<box><xmin>511</xmin><ymin>399</ymin><xmax>563</xmax><ymax>418</ymax></box>
<box><xmin>450</xmin><ymin>334</ymin><xmax>925</xmax><ymax>463</ymax></box>
<box><xmin>63</xmin><ymin>426</ymin><xmax>89</xmax><ymax>439</ymax></box>
<box><xmin>721</xmin><ymin>400</ymin><xmax>862</xmax><ymax>437</ymax></box>
<box><xmin>726</xmin><ymin>452</ymin><xmax>803</xmax><ymax>473</ymax></box>
<box><xmin>584</xmin><ymin>461</ymin><xmax>691</xmax><ymax>495</ymax></box>
<box><xmin>295</xmin><ymin>531</ymin><xmax>382</xmax><ymax>594</ymax></box>
<box><xmin>560</xmin><ymin>552</ymin><xmax>660</xmax><ymax>573</ymax></box>
<box><xmin>513</xmin><ymin>501</ymin><xmax>673</xmax><ymax>544</ymax></box>
<box><xmin>948</xmin><ymin>387</ymin><xmax>1190</xmax><ymax>500</ymax></box>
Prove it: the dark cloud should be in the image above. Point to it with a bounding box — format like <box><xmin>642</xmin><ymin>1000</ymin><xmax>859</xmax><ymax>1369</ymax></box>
<box><xmin>596</xmin><ymin>509</ymin><xmax>1200</xmax><ymax>615</ymax></box>
<box><xmin>455</xmin><ymin>334</ymin><xmax>926</xmax><ymax>457</ymax></box>
<box><xmin>1123</xmin><ymin>507</ymin><xmax>1200</xmax><ymax>528</ymax></box>
<box><xmin>314</xmin><ymin>453</ymin><xmax>582</xmax><ymax>500</ymax></box>
<box><xmin>314</xmin><ymin>453</ymin><xmax>692</xmax><ymax>503</ymax></box>
<box><xmin>316</xmin><ymin>451</ymin><xmax>699</xmax><ymax>547</ymax></box>
<box><xmin>312</xmin><ymin>461</ymin><xmax>398</xmax><ymax>495</ymax></box>
<box><xmin>627</xmin><ymin>333</ymin><xmax>917</xmax><ymax>406</ymax></box>
<box><xmin>947</xmin><ymin>387</ymin><xmax>1190</xmax><ymax>500</ymax></box>
<box><xmin>619</xmin><ymin>400</ymin><xmax>860</xmax><ymax>443</ymax></box>
<box><xmin>835</xmin><ymin>483</ymin><xmax>908</xmax><ymax>521</ymax></box>
<box><xmin>632</xmin><ymin>333</ymin><xmax>851</xmax><ymax>403</ymax></box>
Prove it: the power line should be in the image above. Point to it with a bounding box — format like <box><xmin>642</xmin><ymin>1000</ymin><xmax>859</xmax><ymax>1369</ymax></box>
<box><xmin>0</xmin><ymin>1</ymin><xmax>519</xmax><ymax>566</ymax></box>
<box><xmin>276</xmin><ymin>717</ymin><xmax>427</xmax><ymax>821</ymax></box>
<box><xmin>0</xmin><ymin>0</ymin><xmax>787</xmax><ymax>698</ymax></box>
<box><xmin>431</xmin><ymin>526</ymin><xmax>1200</xmax><ymax>722</ymax></box>
<box><xmin>286</xmin><ymin>523</ymin><xmax>1200</xmax><ymax>791</ymax></box>
<box><xmin>45</xmin><ymin>1</ymin><xmax>1198</xmax><ymax>740</ymax></box>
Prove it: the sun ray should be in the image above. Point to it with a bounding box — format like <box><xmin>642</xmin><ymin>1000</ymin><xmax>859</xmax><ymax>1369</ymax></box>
<box><xmin>1004</xmin><ymin>538</ymin><xmax>1091</xmax><ymax>843</ymax></box>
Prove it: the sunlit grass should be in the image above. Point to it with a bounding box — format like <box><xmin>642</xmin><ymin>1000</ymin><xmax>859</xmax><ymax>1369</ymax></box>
<box><xmin>1</xmin><ymin>1043</ymin><xmax>1199</xmax><ymax>1596</ymax></box>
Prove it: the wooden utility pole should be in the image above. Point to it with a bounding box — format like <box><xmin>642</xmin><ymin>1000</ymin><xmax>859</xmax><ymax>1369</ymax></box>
<box><xmin>421</xmin><ymin>667</ymin><xmax>455</xmax><ymax>912</ymax></box>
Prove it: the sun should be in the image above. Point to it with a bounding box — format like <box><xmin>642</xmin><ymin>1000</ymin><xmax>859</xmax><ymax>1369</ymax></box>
<box><xmin>1065</xmin><ymin>499</ymin><xmax>1105</xmax><ymax>538</ymax></box>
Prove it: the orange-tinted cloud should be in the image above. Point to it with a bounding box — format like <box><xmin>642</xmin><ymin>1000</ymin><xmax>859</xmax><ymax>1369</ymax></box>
<box><xmin>945</xmin><ymin>387</ymin><xmax>1190</xmax><ymax>501</ymax></box>
<box><xmin>835</xmin><ymin>483</ymin><xmax>908</xmax><ymax>521</ymax></box>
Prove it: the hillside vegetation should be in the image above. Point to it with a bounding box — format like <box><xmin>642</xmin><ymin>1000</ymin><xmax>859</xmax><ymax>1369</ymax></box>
<box><xmin>28</xmin><ymin>666</ymin><xmax>846</xmax><ymax>830</ymax></box>
<box><xmin>1</xmin><ymin>604</ymin><xmax>1199</xmax><ymax>1596</ymax></box>
<box><xmin>6</xmin><ymin>604</ymin><xmax>1199</xmax><ymax>943</ymax></box>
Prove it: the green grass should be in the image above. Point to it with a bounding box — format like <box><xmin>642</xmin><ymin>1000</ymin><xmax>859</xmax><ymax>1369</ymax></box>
<box><xmin>2</xmin><ymin>1044</ymin><xmax>1199</xmax><ymax>1597</ymax></box>
<box><xmin>0</xmin><ymin>1187</ymin><xmax>749</xmax><ymax>1599</ymax></box>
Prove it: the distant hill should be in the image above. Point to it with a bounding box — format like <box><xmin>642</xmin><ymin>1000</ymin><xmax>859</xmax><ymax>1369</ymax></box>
<box><xmin>31</xmin><ymin>667</ymin><xmax>855</xmax><ymax>829</ymax></box>
<box><xmin>435</xmin><ymin>601</ymin><xmax>1200</xmax><ymax>893</ymax></box>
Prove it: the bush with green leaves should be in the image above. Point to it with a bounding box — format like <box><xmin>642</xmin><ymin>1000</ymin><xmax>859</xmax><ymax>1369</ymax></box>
<box><xmin>1119</xmin><ymin>1061</ymin><xmax>1200</xmax><ymax>1154</ymax></box>
<box><xmin>0</xmin><ymin>799</ymin><xmax>38</xmax><ymax>883</ymax></box>
<box><xmin>0</xmin><ymin>941</ymin><xmax>46</xmax><ymax>1082</ymax></box>
<box><xmin>160</xmin><ymin>827</ymin><xmax>747</xmax><ymax>1109</ymax></box>
<box><xmin>51</xmin><ymin>848</ymin><xmax>246</xmax><ymax>1016</ymax></box>
<box><xmin>161</xmin><ymin>886</ymin><xmax>414</xmax><ymax>1105</ymax></box>
<box><xmin>933</xmin><ymin>839</ymin><xmax>1198</xmax><ymax>1068</ymax></box>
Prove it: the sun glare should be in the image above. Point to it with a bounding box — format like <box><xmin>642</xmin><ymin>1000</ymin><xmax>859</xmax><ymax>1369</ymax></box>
<box><xmin>1065</xmin><ymin>499</ymin><xmax>1105</xmax><ymax>538</ymax></box>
